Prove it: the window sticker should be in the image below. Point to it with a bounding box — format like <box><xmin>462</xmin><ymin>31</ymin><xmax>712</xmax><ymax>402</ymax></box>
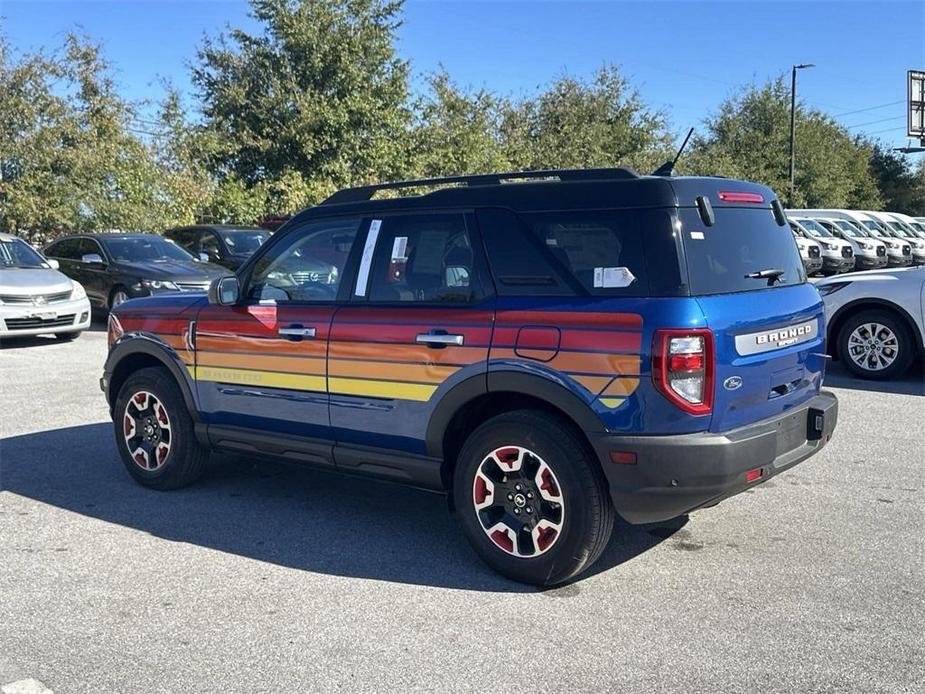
<box><xmin>593</xmin><ymin>266</ymin><xmax>636</xmax><ymax>288</ymax></box>
<box><xmin>354</xmin><ymin>219</ymin><xmax>381</xmax><ymax>296</ymax></box>
<box><xmin>690</xmin><ymin>231</ymin><xmax>705</xmax><ymax>240</ymax></box>
<box><xmin>391</xmin><ymin>236</ymin><xmax>408</xmax><ymax>260</ymax></box>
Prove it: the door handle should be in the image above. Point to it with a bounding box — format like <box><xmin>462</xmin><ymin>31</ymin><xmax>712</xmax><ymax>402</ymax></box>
<box><xmin>279</xmin><ymin>325</ymin><xmax>316</xmax><ymax>339</ymax></box>
<box><xmin>415</xmin><ymin>332</ymin><xmax>464</xmax><ymax>347</ymax></box>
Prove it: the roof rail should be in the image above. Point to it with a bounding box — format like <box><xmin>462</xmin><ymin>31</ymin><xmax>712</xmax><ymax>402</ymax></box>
<box><xmin>320</xmin><ymin>167</ymin><xmax>640</xmax><ymax>205</ymax></box>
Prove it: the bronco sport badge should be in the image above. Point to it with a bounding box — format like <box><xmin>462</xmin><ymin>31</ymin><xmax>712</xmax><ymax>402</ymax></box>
<box><xmin>734</xmin><ymin>320</ymin><xmax>818</xmax><ymax>356</ymax></box>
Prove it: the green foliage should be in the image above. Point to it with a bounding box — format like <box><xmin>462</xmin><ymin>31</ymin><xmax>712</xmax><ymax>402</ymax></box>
<box><xmin>869</xmin><ymin>145</ymin><xmax>925</xmax><ymax>216</ymax></box>
<box><xmin>192</xmin><ymin>0</ymin><xmax>410</xmax><ymax>193</ymax></box>
<box><xmin>686</xmin><ymin>78</ymin><xmax>882</xmax><ymax>208</ymax></box>
<box><xmin>500</xmin><ymin>67</ymin><xmax>675</xmax><ymax>173</ymax></box>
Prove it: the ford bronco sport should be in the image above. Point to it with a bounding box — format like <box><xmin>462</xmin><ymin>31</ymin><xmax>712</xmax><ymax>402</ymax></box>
<box><xmin>102</xmin><ymin>168</ymin><xmax>838</xmax><ymax>585</ymax></box>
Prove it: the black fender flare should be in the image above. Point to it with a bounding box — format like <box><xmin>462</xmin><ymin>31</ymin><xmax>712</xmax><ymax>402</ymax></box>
<box><xmin>104</xmin><ymin>333</ymin><xmax>201</xmax><ymax>423</ymax></box>
<box><xmin>424</xmin><ymin>370</ymin><xmax>604</xmax><ymax>459</ymax></box>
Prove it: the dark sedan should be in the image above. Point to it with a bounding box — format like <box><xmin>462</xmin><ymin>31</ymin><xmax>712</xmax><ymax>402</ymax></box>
<box><xmin>164</xmin><ymin>225</ymin><xmax>270</xmax><ymax>271</ymax></box>
<box><xmin>44</xmin><ymin>233</ymin><xmax>232</xmax><ymax>310</ymax></box>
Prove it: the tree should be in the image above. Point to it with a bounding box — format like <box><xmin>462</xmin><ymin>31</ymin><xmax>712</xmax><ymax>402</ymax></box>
<box><xmin>409</xmin><ymin>71</ymin><xmax>510</xmax><ymax>178</ymax></box>
<box><xmin>499</xmin><ymin>66</ymin><xmax>674</xmax><ymax>174</ymax></box>
<box><xmin>687</xmin><ymin>78</ymin><xmax>881</xmax><ymax>209</ymax></box>
<box><xmin>869</xmin><ymin>145</ymin><xmax>925</xmax><ymax>215</ymax></box>
<box><xmin>192</xmin><ymin>0</ymin><xmax>411</xmax><ymax>201</ymax></box>
<box><xmin>0</xmin><ymin>34</ymin><xmax>179</xmax><ymax>239</ymax></box>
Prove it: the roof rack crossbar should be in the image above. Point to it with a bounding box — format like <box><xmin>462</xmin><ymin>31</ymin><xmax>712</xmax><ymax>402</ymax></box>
<box><xmin>321</xmin><ymin>167</ymin><xmax>640</xmax><ymax>205</ymax></box>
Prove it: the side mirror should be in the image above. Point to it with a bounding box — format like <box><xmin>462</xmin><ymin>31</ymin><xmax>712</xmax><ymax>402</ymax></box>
<box><xmin>46</xmin><ymin>258</ymin><xmax>60</xmax><ymax>270</ymax></box>
<box><xmin>208</xmin><ymin>276</ymin><xmax>239</xmax><ymax>306</ymax></box>
<box><xmin>199</xmin><ymin>252</ymin><xmax>209</xmax><ymax>263</ymax></box>
<box><xmin>82</xmin><ymin>253</ymin><xmax>104</xmax><ymax>265</ymax></box>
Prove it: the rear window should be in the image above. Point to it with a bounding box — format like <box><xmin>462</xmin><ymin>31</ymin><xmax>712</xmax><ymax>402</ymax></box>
<box><xmin>679</xmin><ymin>207</ymin><xmax>806</xmax><ymax>295</ymax></box>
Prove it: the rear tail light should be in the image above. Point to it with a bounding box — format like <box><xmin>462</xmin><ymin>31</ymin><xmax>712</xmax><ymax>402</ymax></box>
<box><xmin>652</xmin><ymin>329</ymin><xmax>714</xmax><ymax>415</ymax></box>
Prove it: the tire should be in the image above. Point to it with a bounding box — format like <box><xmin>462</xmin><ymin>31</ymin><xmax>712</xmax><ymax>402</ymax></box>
<box><xmin>55</xmin><ymin>331</ymin><xmax>81</xmax><ymax>341</ymax></box>
<box><xmin>113</xmin><ymin>366</ymin><xmax>209</xmax><ymax>490</ymax></box>
<box><xmin>453</xmin><ymin>410</ymin><xmax>614</xmax><ymax>586</ymax></box>
<box><xmin>109</xmin><ymin>286</ymin><xmax>130</xmax><ymax>310</ymax></box>
<box><xmin>837</xmin><ymin>309</ymin><xmax>915</xmax><ymax>380</ymax></box>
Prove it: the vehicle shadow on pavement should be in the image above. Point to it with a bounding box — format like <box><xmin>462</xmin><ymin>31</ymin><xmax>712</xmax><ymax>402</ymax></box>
<box><xmin>0</xmin><ymin>423</ymin><xmax>684</xmax><ymax>592</ymax></box>
<box><xmin>823</xmin><ymin>361</ymin><xmax>924</xmax><ymax>396</ymax></box>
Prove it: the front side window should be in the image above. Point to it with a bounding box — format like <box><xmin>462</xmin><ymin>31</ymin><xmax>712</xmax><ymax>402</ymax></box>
<box><xmin>364</xmin><ymin>214</ymin><xmax>482</xmax><ymax>303</ymax></box>
<box><xmin>249</xmin><ymin>217</ymin><xmax>360</xmax><ymax>302</ymax></box>
<box><xmin>200</xmin><ymin>232</ymin><xmax>223</xmax><ymax>259</ymax></box>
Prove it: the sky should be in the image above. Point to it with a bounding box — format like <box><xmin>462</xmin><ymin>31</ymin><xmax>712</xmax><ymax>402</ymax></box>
<box><xmin>2</xmin><ymin>0</ymin><xmax>924</xmax><ymax>162</ymax></box>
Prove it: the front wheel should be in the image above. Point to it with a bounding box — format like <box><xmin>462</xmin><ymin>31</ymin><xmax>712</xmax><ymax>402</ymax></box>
<box><xmin>453</xmin><ymin>411</ymin><xmax>614</xmax><ymax>586</ymax></box>
<box><xmin>837</xmin><ymin>310</ymin><xmax>915</xmax><ymax>380</ymax></box>
<box><xmin>113</xmin><ymin>367</ymin><xmax>209</xmax><ymax>489</ymax></box>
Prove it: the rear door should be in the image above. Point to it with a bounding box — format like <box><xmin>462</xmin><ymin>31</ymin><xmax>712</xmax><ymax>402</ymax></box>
<box><xmin>329</xmin><ymin>212</ymin><xmax>494</xmax><ymax>457</ymax></box>
<box><xmin>678</xmin><ymin>205</ymin><xmax>826</xmax><ymax>433</ymax></box>
<box><xmin>193</xmin><ymin>216</ymin><xmax>363</xmax><ymax>441</ymax></box>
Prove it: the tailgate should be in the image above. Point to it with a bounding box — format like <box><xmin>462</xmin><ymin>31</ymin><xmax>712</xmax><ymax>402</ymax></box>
<box><xmin>698</xmin><ymin>284</ymin><xmax>826</xmax><ymax>432</ymax></box>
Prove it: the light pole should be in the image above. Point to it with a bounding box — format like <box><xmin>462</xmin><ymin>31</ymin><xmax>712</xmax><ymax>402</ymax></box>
<box><xmin>789</xmin><ymin>63</ymin><xmax>815</xmax><ymax>208</ymax></box>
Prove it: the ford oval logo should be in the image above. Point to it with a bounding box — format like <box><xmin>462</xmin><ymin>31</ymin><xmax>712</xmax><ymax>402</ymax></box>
<box><xmin>724</xmin><ymin>376</ymin><xmax>743</xmax><ymax>391</ymax></box>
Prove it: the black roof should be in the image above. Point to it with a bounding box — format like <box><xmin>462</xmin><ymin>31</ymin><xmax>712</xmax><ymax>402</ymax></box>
<box><xmin>293</xmin><ymin>168</ymin><xmax>777</xmax><ymax>225</ymax></box>
<box><xmin>169</xmin><ymin>225</ymin><xmax>267</xmax><ymax>233</ymax></box>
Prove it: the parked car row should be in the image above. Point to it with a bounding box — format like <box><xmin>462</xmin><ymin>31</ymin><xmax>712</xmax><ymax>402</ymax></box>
<box><xmin>0</xmin><ymin>225</ymin><xmax>275</xmax><ymax>341</ymax></box>
<box><xmin>788</xmin><ymin>209</ymin><xmax>925</xmax><ymax>275</ymax></box>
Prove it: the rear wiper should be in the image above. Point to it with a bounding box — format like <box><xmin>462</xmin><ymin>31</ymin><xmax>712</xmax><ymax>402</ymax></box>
<box><xmin>744</xmin><ymin>268</ymin><xmax>786</xmax><ymax>286</ymax></box>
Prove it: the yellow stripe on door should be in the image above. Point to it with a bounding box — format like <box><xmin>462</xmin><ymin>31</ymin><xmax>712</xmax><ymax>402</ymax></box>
<box><xmin>328</xmin><ymin>377</ymin><xmax>436</xmax><ymax>402</ymax></box>
<box><xmin>188</xmin><ymin>366</ymin><xmax>435</xmax><ymax>401</ymax></box>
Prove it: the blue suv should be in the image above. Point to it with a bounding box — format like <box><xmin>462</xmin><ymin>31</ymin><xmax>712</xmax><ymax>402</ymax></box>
<box><xmin>102</xmin><ymin>168</ymin><xmax>838</xmax><ymax>585</ymax></box>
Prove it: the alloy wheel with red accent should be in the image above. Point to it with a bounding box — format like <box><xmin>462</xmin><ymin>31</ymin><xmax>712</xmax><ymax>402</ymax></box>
<box><xmin>123</xmin><ymin>390</ymin><xmax>172</xmax><ymax>472</ymax></box>
<box><xmin>113</xmin><ymin>367</ymin><xmax>209</xmax><ymax>490</ymax></box>
<box><xmin>473</xmin><ymin>445</ymin><xmax>565</xmax><ymax>557</ymax></box>
<box><xmin>454</xmin><ymin>410</ymin><xmax>615</xmax><ymax>586</ymax></box>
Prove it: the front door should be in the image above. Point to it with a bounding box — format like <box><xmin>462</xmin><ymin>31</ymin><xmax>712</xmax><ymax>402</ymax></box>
<box><xmin>329</xmin><ymin>212</ymin><xmax>494</xmax><ymax>456</ymax></box>
<box><xmin>193</xmin><ymin>216</ymin><xmax>363</xmax><ymax>441</ymax></box>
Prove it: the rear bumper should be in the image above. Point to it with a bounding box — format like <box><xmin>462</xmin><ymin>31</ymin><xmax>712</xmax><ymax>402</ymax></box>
<box><xmin>591</xmin><ymin>391</ymin><xmax>838</xmax><ymax>524</ymax></box>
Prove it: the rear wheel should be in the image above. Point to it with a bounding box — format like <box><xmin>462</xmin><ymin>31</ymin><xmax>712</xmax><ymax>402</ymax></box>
<box><xmin>453</xmin><ymin>411</ymin><xmax>614</xmax><ymax>586</ymax></box>
<box><xmin>113</xmin><ymin>367</ymin><xmax>209</xmax><ymax>489</ymax></box>
<box><xmin>837</xmin><ymin>309</ymin><xmax>915</xmax><ymax>380</ymax></box>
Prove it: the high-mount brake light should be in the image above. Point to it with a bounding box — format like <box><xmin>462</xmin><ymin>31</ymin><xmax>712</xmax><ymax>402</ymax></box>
<box><xmin>652</xmin><ymin>329</ymin><xmax>714</xmax><ymax>415</ymax></box>
<box><xmin>718</xmin><ymin>191</ymin><xmax>765</xmax><ymax>204</ymax></box>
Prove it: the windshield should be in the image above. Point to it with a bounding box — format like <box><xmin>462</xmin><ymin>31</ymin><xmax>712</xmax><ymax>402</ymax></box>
<box><xmin>862</xmin><ymin>220</ymin><xmax>887</xmax><ymax>236</ymax></box>
<box><xmin>104</xmin><ymin>236</ymin><xmax>196</xmax><ymax>263</ymax></box>
<box><xmin>911</xmin><ymin>222</ymin><xmax>925</xmax><ymax>239</ymax></box>
<box><xmin>220</xmin><ymin>229</ymin><xmax>268</xmax><ymax>255</ymax></box>
<box><xmin>0</xmin><ymin>237</ymin><xmax>50</xmax><ymax>269</ymax></box>
<box><xmin>886</xmin><ymin>221</ymin><xmax>912</xmax><ymax>238</ymax></box>
<box><xmin>834</xmin><ymin>220</ymin><xmax>867</xmax><ymax>238</ymax></box>
<box><xmin>795</xmin><ymin>218</ymin><xmax>830</xmax><ymax>238</ymax></box>
<box><xmin>680</xmin><ymin>207</ymin><xmax>805</xmax><ymax>295</ymax></box>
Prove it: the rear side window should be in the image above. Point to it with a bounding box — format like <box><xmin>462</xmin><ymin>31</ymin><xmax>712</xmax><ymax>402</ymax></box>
<box><xmin>679</xmin><ymin>207</ymin><xmax>806</xmax><ymax>295</ymax></box>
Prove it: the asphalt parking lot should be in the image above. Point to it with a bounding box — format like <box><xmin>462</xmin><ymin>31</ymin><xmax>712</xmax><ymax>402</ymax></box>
<box><xmin>1</xmin><ymin>325</ymin><xmax>923</xmax><ymax>693</ymax></box>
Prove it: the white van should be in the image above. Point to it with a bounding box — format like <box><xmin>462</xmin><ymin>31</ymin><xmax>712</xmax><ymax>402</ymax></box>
<box><xmin>877</xmin><ymin>212</ymin><xmax>925</xmax><ymax>264</ymax></box>
<box><xmin>794</xmin><ymin>210</ymin><xmax>910</xmax><ymax>268</ymax></box>
<box><xmin>790</xmin><ymin>210</ymin><xmax>887</xmax><ymax>270</ymax></box>
<box><xmin>788</xmin><ymin>217</ymin><xmax>854</xmax><ymax>274</ymax></box>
